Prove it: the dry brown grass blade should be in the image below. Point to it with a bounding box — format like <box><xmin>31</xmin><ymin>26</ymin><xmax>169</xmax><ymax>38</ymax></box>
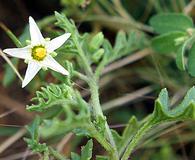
<box><xmin>102</xmin><ymin>86</ymin><xmax>154</xmax><ymax>111</ymax></box>
<box><xmin>0</xmin><ymin>93</ymin><xmax>34</xmax><ymax>120</ymax></box>
<box><xmin>0</xmin><ymin>128</ymin><xmax>26</xmax><ymax>154</ymax></box>
<box><xmin>102</xmin><ymin>48</ymin><xmax>153</xmax><ymax>75</ymax></box>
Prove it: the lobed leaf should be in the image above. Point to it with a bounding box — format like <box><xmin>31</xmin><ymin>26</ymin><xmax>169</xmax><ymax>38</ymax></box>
<box><xmin>152</xmin><ymin>87</ymin><xmax>195</xmax><ymax>124</ymax></box>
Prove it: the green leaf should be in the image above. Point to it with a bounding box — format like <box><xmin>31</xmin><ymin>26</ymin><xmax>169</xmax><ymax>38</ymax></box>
<box><xmin>71</xmin><ymin>152</ymin><xmax>81</xmax><ymax>160</ymax></box>
<box><xmin>27</xmin><ymin>83</ymin><xmax>75</xmax><ymax>112</ymax></box>
<box><xmin>81</xmin><ymin>139</ymin><xmax>93</xmax><ymax>160</ymax></box>
<box><xmin>150</xmin><ymin>13</ymin><xmax>193</xmax><ymax>34</ymax></box>
<box><xmin>152</xmin><ymin>87</ymin><xmax>195</xmax><ymax>124</ymax></box>
<box><xmin>114</xmin><ymin>31</ymin><xmax>127</xmax><ymax>53</ymax></box>
<box><xmin>3</xmin><ymin>58</ymin><xmax>19</xmax><ymax>87</ymax></box>
<box><xmin>26</xmin><ymin>116</ymin><xmax>41</xmax><ymax>141</ymax></box>
<box><xmin>176</xmin><ymin>35</ymin><xmax>195</xmax><ymax>71</ymax></box>
<box><xmin>176</xmin><ymin>44</ymin><xmax>186</xmax><ymax>71</ymax></box>
<box><xmin>121</xmin><ymin>87</ymin><xmax>195</xmax><ymax>158</ymax></box>
<box><xmin>188</xmin><ymin>42</ymin><xmax>195</xmax><ymax>76</ymax></box>
<box><xmin>24</xmin><ymin>138</ymin><xmax>48</xmax><ymax>153</ymax></box>
<box><xmin>151</xmin><ymin>31</ymin><xmax>187</xmax><ymax>54</ymax></box>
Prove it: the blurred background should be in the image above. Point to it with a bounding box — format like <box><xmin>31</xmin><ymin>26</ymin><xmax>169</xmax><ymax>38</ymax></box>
<box><xmin>0</xmin><ymin>0</ymin><xmax>195</xmax><ymax>159</ymax></box>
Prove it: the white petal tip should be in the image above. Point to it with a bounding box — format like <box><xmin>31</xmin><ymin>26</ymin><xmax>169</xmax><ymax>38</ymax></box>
<box><xmin>29</xmin><ymin>16</ymin><xmax>34</xmax><ymax>21</ymax></box>
<box><xmin>63</xmin><ymin>70</ymin><xmax>69</xmax><ymax>76</ymax></box>
<box><xmin>22</xmin><ymin>83</ymin><xmax>26</xmax><ymax>88</ymax></box>
<box><xmin>65</xmin><ymin>33</ymin><xmax>71</xmax><ymax>37</ymax></box>
<box><xmin>3</xmin><ymin>49</ymin><xmax>8</xmax><ymax>53</ymax></box>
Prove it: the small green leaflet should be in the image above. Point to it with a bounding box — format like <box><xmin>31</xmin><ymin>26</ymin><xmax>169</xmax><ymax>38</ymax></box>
<box><xmin>71</xmin><ymin>140</ymin><xmax>93</xmax><ymax>160</ymax></box>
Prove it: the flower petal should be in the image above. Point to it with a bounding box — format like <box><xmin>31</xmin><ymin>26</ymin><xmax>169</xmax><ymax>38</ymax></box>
<box><xmin>41</xmin><ymin>55</ymin><xmax>69</xmax><ymax>75</ymax></box>
<box><xmin>46</xmin><ymin>33</ymin><xmax>71</xmax><ymax>53</ymax></box>
<box><xmin>22</xmin><ymin>61</ymin><xmax>41</xmax><ymax>88</ymax></box>
<box><xmin>29</xmin><ymin>16</ymin><xmax>44</xmax><ymax>45</ymax></box>
<box><xmin>3</xmin><ymin>46</ymin><xmax>31</xmax><ymax>59</ymax></box>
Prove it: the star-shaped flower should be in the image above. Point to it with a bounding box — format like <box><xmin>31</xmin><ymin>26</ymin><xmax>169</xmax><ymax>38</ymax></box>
<box><xmin>3</xmin><ymin>17</ymin><xmax>70</xmax><ymax>88</ymax></box>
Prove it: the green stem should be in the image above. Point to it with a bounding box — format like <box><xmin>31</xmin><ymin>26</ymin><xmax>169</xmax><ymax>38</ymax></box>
<box><xmin>88</xmin><ymin>124</ymin><xmax>115</xmax><ymax>154</ymax></box>
<box><xmin>72</xmin><ymin>28</ymin><xmax>118</xmax><ymax>159</ymax></box>
<box><xmin>72</xmin><ymin>35</ymin><xmax>93</xmax><ymax>76</ymax></box>
<box><xmin>89</xmin><ymin>79</ymin><xmax>119</xmax><ymax>160</ymax></box>
<box><xmin>121</xmin><ymin>120</ymin><xmax>153</xmax><ymax>160</ymax></box>
<box><xmin>73</xmin><ymin>71</ymin><xmax>89</xmax><ymax>82</ymax></box>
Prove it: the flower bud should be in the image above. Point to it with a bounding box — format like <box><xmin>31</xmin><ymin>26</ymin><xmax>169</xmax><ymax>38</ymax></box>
<box><xmin>89</xmin><ymin>32</ymin><xmax>104</xmax><ymax>51</ymax></box>
<box><xmin>92</xmin><ymin>48</ymin><xmax>104</xmax><ymax>63</ymax></box>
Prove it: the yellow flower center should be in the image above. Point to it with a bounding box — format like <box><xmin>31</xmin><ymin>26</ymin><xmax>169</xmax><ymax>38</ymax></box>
<box><xmin>31</xmin><ymin>45</ymin><xmax>47</xmax><ymax>61</ymax></box>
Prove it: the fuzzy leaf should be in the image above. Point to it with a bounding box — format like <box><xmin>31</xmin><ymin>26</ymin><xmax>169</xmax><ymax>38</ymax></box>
<box><xmin>71</xmin><ymin>152</ymin><xmax>81</xmax><ymax>160</ymax></box>
<box><xmin>151</xmin><ymin>31</ymin><xmax>187</xmax><ymax>54</ymax></box>
<box><xmin>26</xmin><ymin>116</ymin><xmax>41</xmax><ymax>141</ymax></box>
<box><xmin>89</xmin><ymin>32</ymin><xmax>104</xmax><ymax>51</ymax></box>
<box><xmin>150</xmin><ymin>13</ymin><xmax>193</xmax><ymax>34</ymax></box>
<box><xmin>81</xmin><ymin>140</ymin><xmax>93</xmax><ymax>160</ymax></box>
<box><xmin>176</xmin><ymin>44</ymin><xmax>186</xmax><ymax>71</ymax></box>
<box><xmin>114</xmin><ymin>31</ymin><xmax>127</xmax><ymax>54</ymax></box>
<box><xmin>188</xmin><ymin>43</ymin><xmax>195</xmax><ymax>76</ymax></box>
<box><xmin>152</xmin><ymin>87</ymin><xmax>195</xmax><ymax>124</ymax></box>
<box><xmin>27</xmin><ymin>84</ymin><xmax>75</xmax><ymax>111</ymax></box>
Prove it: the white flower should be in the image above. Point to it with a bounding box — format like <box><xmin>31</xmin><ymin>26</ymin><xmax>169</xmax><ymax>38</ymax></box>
<box><xmin>3</xmin><ymin>17</ymin><xmax>71</xmax><ymax>88</ymax></box>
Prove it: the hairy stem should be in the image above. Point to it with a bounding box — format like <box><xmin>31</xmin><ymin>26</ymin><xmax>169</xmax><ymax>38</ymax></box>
<box><xmin>72</xmin><ymin>34</ymin><xmax>119</xmax><ymax>159</ymax></box>
<box><xmin>89</xmin><ymin>79</ymin><xmax>119</xmax><ymax>159</ymax></box>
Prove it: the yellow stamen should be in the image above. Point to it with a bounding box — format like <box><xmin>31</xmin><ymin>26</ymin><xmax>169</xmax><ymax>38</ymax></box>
<box><xmin>31</xmin><ymin>45</ymin><xmax>46</xmax><ymax>61</ymax></box>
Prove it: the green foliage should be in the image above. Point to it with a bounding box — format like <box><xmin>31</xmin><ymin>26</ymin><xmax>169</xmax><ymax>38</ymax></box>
<box><xmin>4</xmin><ymin>7</ymin><xmax>195</xmax><ymax>160</ymax></box>
<box><xmin>188</xmin><ymin>43</ymin><xmax>195</xmax><ymax>76</ymax></box>
<box><xmin>89</xmin><ymin>32</ymin><xmax>104</xmax><ymax>51</ymax></box>
<box><xmin>71</xmin><ymin>140</ymin><xmax>93</xmax><ymax>160</ymax></box>
<box><xmin>27</xmin><ymin>83</ymin><xmax>75</xmax><ymax>111</ymax></box>
<box><xmin>81</xmin><ymin>139</ymin><xmax>93</xmax><ymax>160</ymax></box>
<box><xmin>151</xmin><ymin>31</ymin><xmax>187</xmax><ymax>54</ymax></box>
<box><xmin>121</xmin><ymin>87</ymin><xmax>195</xmax><ymax>159</ymax></box>
<box><xmin>25</xmin><ymin>116</ymin><xmax>49</xmax><ymax>154</ymax></box>
<box><xmin>149</xmin><ymin>13</ymin><xmax>193</xmax><ymax>34</ymax></box>
<box><xmin>150</xmin><ymin>13</ymin><xmax>195</xmax><ymax>76</ymax></box>
<box><xmin>71</xmin><ymin>152</ymin><xmax>81</xmax><ymax>160</ymax></box>
<box><xmin>152</xmin><ymin>87</ymin><xmax>195</xmax><ymax>124</ymax></box>
<box><xmin>26</xmin><ymin>116</ymin><xmax>41</xmax><ymax>141</ymax></box>
<box><xmin>55</xmin><ymin>12</ymin><xmax>146</xmax><ymax>70</ymax></box>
